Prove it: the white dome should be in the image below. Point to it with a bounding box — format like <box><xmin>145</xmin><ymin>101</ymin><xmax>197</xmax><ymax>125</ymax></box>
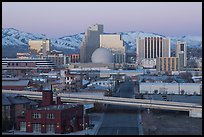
<box><xmin>91</xmin><ymin>48</ymin><xmax>113</xmax><ymax>63</ymax></box>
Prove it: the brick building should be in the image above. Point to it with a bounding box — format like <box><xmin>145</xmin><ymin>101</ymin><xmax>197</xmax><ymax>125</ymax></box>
<box><xmin>2</xmin><ymin>94</ymin><xmax>38</xmax><ymax>132</ymax></box>
<box><xmin>16</xmin><ymin>90</ymin><xmax>88</xmax><ymax>134</ymax></box>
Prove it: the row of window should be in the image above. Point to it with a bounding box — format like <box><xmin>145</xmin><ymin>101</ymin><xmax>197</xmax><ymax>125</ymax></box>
<box><xmin>32</xmin><ymin>113</ymin><xmax>55</xmax><ymax>119</ymax></box>
<box><xmin>94</xmin><ymin>82</ymin><xmax>113</xmax><ymax>86</ymax></box>
<box><xmin>20</xmin><ymin>122</ymin><xmax>55</xmax><ymax>133</ymax></box>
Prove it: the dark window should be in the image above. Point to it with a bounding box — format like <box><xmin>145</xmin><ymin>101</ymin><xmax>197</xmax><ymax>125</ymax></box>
<box><xmin>157</xmin><ymin>37</ymin><xmax>160</xmax><ymax>57</ymax></box>
<box><xmin>148</xmin><ymin>38</ymin><xmax>150</xmax><ymax>58</ymax></box>
<box><xmin>180</xmin><ymin>44</ymin><xmax>184</xmax><ymax>51</ymax></box>
<box><xmin>160</xmin><ymin>38</ymin><xmax>162</xmax><ymax>57</ymax></box>
<box><xmin>151</xmin><ymin>38</ymin><xmax>153</xmax><ymax>58</ymax></box>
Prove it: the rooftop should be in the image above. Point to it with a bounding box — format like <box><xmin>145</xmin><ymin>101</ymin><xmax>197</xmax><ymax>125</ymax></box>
<box><xmin>36</xmin><ymin>103</ymin><xmax>80</xmax><ymax>111</ymax></box>
<box><xmin>2</xmin><ymin>80</ymin><xmax>29</xmax><ymax>86</ymax></box>
<box><xmin>2</xmin><ymin>94</ymin><xmax>38</xmax><ymax>106</ymax></box>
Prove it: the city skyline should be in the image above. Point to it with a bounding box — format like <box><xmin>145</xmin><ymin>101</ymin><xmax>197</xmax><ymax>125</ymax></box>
<box><xmin>2</xmin><ymin>2</ymin><xmax>202</xmax><ymax>38</ymax></box>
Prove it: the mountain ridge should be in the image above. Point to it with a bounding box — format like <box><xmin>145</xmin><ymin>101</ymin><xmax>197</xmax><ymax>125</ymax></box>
<box><xmin>2</xmin><ymin>28</ymin><xmax>202</xmax><ymax>57</ymax></box>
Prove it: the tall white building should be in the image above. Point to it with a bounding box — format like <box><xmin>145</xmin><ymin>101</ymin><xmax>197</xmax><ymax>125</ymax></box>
<box><xmin>176</xmin><ymin>41</ymin><xmax>187</xmax><ymax>69</ymax></box>
<box><xmin>136</xmin><ymin>37</ymin><xmax>171</xmax><ymax>68</ymax></box>
<box><xmin>80</xmin><ymin>24</ymin><xmax>103</xmax><ymax>63</ymax></box>
<box><xmin>100</xmin><ymin>34</ymin><xmax>125</xmax><ymax>63</ymax></box>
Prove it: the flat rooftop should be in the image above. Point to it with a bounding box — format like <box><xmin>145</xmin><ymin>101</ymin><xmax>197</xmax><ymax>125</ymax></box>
<box><xmin>36</xmin><ymin>103</ymin><xmax>80</xmax><ymax>111</ymax></box>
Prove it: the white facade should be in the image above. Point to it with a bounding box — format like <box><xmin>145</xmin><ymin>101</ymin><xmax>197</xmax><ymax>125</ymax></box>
<box><xmin>136</xmin><ymin>37</ymin><xmax>171</xmax><ymax>68</ymax></box>
<box><xmin>139</xmin><ymin>82</ymin><xmax>202</xmax><ymax>95</ymax></box>
<box><xmin>100</xmin><ymin>34</ymin><xmax>125</xmax><ymax>63</ymax></box>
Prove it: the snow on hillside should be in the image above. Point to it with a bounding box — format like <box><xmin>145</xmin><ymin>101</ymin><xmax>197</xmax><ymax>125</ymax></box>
<box><xmin>2</xmin><ymin>28</ymin><xmax>202</xmax><ymax>56</ymax></box>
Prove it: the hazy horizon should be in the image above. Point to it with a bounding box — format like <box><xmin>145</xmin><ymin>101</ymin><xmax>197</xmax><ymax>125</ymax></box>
<box><xmin>2</xmin><ymin>2</ymin><xmax>202</xmax><ymax>38</ymax></box>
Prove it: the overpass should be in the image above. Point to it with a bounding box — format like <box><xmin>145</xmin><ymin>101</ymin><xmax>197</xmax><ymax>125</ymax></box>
<box><xmin>2</xmin><ymin>90</ymin><xmax>202</xmax><ymax>118</ymax></box>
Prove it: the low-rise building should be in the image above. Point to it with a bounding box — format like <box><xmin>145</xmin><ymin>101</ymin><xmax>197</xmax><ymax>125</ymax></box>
<box><xmin>139</xmin><ymin>82</ymin><xmax>202</xmax><ymax>95</ymax></box>
<box><xmin>2</xmin><ymin>58</ymin><xmax>55</xmax><ymax>77</ymax></box>
<box><xmin>2</xmin><ymin>94</ymin><xmax>38</xmax><ymax>132</ymax></box>
<box><xmin>60</xmin><ymin>69</ymin><xmax>83</xmax><ymax>92</ymax></box>
<box><xmin>156</xmin><ymin>57</ymin><xmax>179</xmax><ymax>73</ymax></box>
<box><xmin>2</xmin><ymin>78</ymin><xmax>31</xmax><ymax>90</ymax></box>
<box><xmin>16</xmin><ymin>90</ymin><xmax>88</xmax><ymax>134</ymax></box>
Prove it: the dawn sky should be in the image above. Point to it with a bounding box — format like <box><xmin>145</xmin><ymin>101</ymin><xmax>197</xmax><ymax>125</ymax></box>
<box><xmin>2</xmin><ymin>2</ymin><xmax>202</xmax><ymax>38</ymax></box>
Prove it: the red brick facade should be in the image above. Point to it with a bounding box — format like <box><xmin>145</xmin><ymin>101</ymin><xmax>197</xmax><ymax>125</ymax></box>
<box><xmin>16</xmin><ymin>90</ymin><xmax>89</xmax><ymax>134</ymax></box>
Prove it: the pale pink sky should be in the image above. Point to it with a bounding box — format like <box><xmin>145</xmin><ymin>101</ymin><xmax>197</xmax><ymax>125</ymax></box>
<box><xmin>2</xmin><ymin>2</ymin><xmax>202</xmax><ymax>38</ymax></box>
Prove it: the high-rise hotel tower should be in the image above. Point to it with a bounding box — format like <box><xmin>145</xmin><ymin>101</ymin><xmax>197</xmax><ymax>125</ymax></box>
<box><xmin>80</xmin><ymin>24</ymin><xmax>103</xmax><ymax>63</ymax></box>
<box><xmin>136</xmin><ymin>37</ymin><xmax>171</xmax><ymax>68</ymax></box>
<box><xmin>176</xmin><ymin>41</ymin><xmax>187</xmax><ymax>70</ymax></box>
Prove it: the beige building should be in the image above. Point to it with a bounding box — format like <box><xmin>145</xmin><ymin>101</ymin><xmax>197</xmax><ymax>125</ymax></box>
<box><xmin>176</xmin><ymin>41</ymin><xmax>187</xmax><ymax>68</ymax></box>
<box><xmin>156</xmin><ymin>57</ymin><xmax>179</xmax><ymax>72</ymax></box>
<box><xmin>137</xmin><ymin>37</ymin><xmax>171</xmax><ymax>68</ymax></box>
<box><xmin>80</xmin><ymin>24</ymin><xmax>103</xmax><ymax>63</ymax></box>
<box><xmin>100</xmin><ymin>34</ymin><xmax>125</xmax><ymax>63</ymax></box>
<box><xmin>28</xmin><ymin>39</ymin><xmax>51</xmax><ymax>57</ymax></box>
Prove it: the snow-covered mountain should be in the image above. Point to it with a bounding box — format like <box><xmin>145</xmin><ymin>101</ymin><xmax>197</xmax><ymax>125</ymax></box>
<box><xmin>2</xmin><ymin>28</ymin><xmax>202</xmax><ymax>57</ymax></box>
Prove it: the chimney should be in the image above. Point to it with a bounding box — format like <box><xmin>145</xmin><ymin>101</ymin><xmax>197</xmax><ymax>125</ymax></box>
<box><xmin>56</xmin><ymin>96</ymin><xmax>62</xmax><ymax>105</ymax></box>
<box><xmin>42</xmin><ymin>89</ymin><xmax>53</xmax><ymax>107</ymax></box>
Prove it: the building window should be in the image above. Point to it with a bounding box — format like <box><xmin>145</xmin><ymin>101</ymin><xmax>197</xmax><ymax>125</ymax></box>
<box><xmin>20</xmin><ymin>122</ymin><xmax>26</xmax><ymax>132</ymax></box>
<box><xmin>46</xmin><ymin>124</ymin><xmax>55</xmax><ymax>133</ymax></box>
<box><xmin>180</xmin><ymin>44</ymin><xmax>184</xmax><ymax>51</ymax></box>
<box><xmin>5</xmin><ymin>106</ymin><xmax>10</xmax><ymax>110</ymax></box>
<box><xmin>32</xmin><ymin>123</ymin><xmax>41</xmax><ymax>133</ymax></box>
<box><xmin>47</xmin><ymin>113</ymin><xmax>55</xmax><ymax>119</ymax></box>
<box><xmin>32</xmin><ymin>113</ymin><xmax>41</xmax><ymax>119</ymax></box>
<box><xmin>157</xmin><ymin>38</ymin><xmax>160</xmax><ymax>57</ymax></box>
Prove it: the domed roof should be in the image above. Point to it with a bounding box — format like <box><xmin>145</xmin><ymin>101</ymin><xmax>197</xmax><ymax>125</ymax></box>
<box><xmin>91</xmin><ymin>48</ymin><xmax>113</xmax><ymax>63</ymax></box>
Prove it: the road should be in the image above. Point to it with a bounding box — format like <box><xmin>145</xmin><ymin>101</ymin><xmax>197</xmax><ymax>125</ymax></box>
<box><xmin>97</xmin><ymin>77</ymin><xmax>142</xmax><ymax>135</ymax></box>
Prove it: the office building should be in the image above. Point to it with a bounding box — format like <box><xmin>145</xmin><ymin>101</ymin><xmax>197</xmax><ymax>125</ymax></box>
<box><xmin>2</xmin><ymin>58</ymin><xmax>55</xmax><ymax>77</ymax></box>
<box><xmin>29</xmin><ymin>39</ymin><xmax>51</xmax><ymax>57</ymax></box>
<box><xmin>137</xmin><ymin>37</ymin><xmax>171</xmax><ymax>68</ymax></box>
<box><xmin>100</xmin><ymin>34</ymin><xmax>125</xmax><ymax>63</ymax></box>
<box><xmin>156</xmin><ymin>57</ymin><xmax>179</xmax><ymax>72</ymax></box>
<box><xmin>176</xmin><ymin>41</ymin><xmax>187</xmax><ymax>68</ymax></box>
<box><xmin>80</xmin><ymin>24</ymin><xmax>103</xmax><ymax>63</ymax></box>
<box><xmin>45</xmin><ymin>51</ymin><xmax>69</xmax><ymax>68</ymax></box>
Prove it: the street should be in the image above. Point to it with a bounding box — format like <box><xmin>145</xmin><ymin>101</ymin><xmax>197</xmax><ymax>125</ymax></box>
<box><xmin>97</xmin><ymin>77</ymin><xmax>142</xmax><ymax>135</ymax></box>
